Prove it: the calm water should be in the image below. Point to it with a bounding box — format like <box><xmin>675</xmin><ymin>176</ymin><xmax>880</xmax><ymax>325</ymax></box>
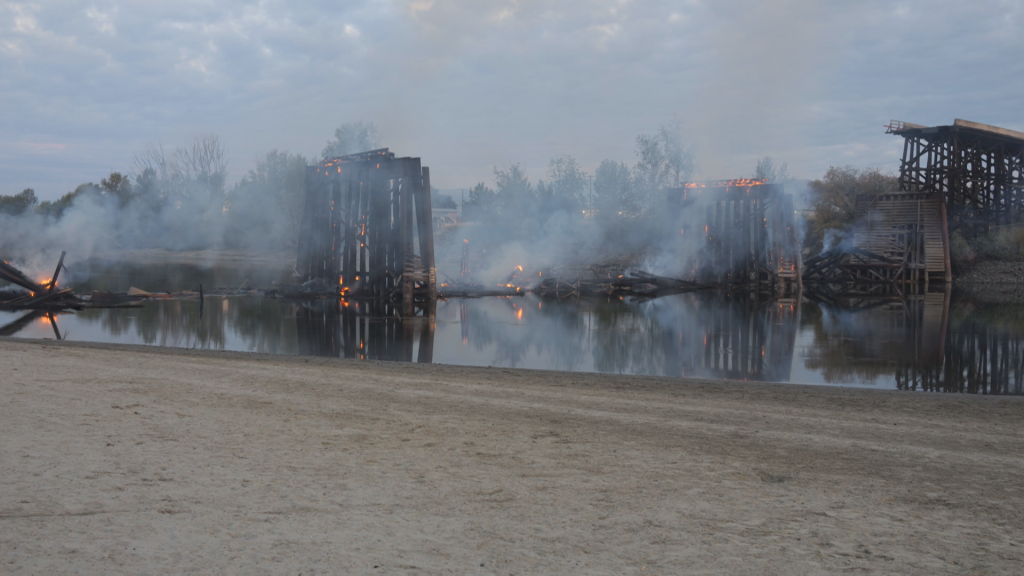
<box><xmin>2</xmin><ymin>261</ymin><xmax>1022</xmax><ymax>394</ymax></box>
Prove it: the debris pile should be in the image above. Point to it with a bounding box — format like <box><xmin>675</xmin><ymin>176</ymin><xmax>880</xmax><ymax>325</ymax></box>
<box><xmin>534</xmin><ymin>270</ymin><xmax>709</xmax><ymax>299</ymax></box>
<box><xmin>0</xmin><ymin>252</ymin><xmax>151</xmax><ymax>312</ymax></box>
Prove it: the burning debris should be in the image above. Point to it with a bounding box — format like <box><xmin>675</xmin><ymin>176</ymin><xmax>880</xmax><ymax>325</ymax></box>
<box><xmin>0</xmin><ymin>252</ymin><xmax>108</xmax><ymax>312</ymax></box>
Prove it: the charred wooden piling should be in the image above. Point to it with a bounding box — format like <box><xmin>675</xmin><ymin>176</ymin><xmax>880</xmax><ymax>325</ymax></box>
<box><xmin>296</xmin><ymin>149</ymin><xmax>436</xmax><ymax>305</ymax></box>
<box><xmin>666</xmin><ymin>180</ymin><xmax>802</xmax><ymax>295</ymax></box>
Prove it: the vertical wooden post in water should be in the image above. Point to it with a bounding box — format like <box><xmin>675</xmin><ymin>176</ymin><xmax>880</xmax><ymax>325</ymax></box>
<box><xmin>297</xmin><ymin>150</ymin><xmax>437</xmax><ymax>306</ymax></box>
<box><xmin>417</xmin><ymin>166</ymin><xmax>437</xmax><ymax>302</ymax></box>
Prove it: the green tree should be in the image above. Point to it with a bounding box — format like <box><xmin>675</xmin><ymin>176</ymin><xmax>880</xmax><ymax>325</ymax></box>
<box><xmin>462</xmin><ymin>182</ymin><xmax>496</xmax><ymax>221</ymax></box>
<box><xmin>807</xmin><ymin>166</ymin><xmax>898</xmax><ymax>252</ymax></box>
<box><xmin>753</xmin><ymin>157</ymin><xmax>790</xmax><ymax>183</ymax></box>
<box><xmin>34</xmin><ymin>183</ymin><xmax>105</xmax><ymax>220</ymax></box>
<box><xmin>322</xmin><ymin>121</ymin><xmax>379</xmax><ymax>159</ymax></box>
<box><xmin>100</xmin><ymin>172</ymin><xmax>134</xmax><ymax>207</ymax></box>
<box><xmin>0</xmin><ymin>188</ymin><xmax>38</xmax><ymax>216</ymax></box>
<box><xmin>633</xmin><ymin>121</ymin><xmax>694</xmax><ymax>210</ymax></box>
<box><xmin>593</xmin><ymin>160</ymin><xmax>635</xmax><ymax>218</ymax></box>
<box><xmin>431</xmin><ymin>191</ymin><xmax>457</xmax><ymax>209</ymax></box>
<box><xmin>494</xmin><ymin>163</ymin><xmax>534</xmax><ymax>221</ymax></box>
<box><xmin>225</xmin><ymin>150</ymin><xmax>308</xmax><ymax>249</ymax></box>
<box><xmin>545</xmin><ymin>155</ymin><xmax>586</xmax><ymax>212</ymax></box>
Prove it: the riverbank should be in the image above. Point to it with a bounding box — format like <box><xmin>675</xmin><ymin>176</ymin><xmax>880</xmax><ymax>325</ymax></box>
<box><xmin>1</xmin><ymin>338</ymin><xmax>1023</xmax><ymax>574</ymax></box>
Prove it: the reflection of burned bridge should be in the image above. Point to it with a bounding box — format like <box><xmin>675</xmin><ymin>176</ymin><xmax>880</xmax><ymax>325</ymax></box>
<box><xmin>897</xmin><ymin>298</ymin><xmax>1024</xmax><ymax>395</ymax></box>
<box><xmin>666</xmin><ymin>180</ymin><xmax>801</xmax><ymax>295</ymax></box>
<box><xmin>887</xmin><ymin>118</ymin><xmax>1024</xmax><ymax>234</ymax></box>
<box><xmin>296</xmin><ymin>149</ymin><xmax>436</xmax><ymax>307</ymax></box>
<box><xmin>295</xmin><ymin>299</ymin><xmax>435</xmax><ymax>362</ymax></box>
<box><xmin>660</xmin><ymin>295</ymin><xmax>799</xmax><ymax>382</ymax></box>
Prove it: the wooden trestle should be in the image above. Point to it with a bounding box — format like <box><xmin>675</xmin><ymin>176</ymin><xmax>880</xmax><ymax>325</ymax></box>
<box><xmin>802</xmin><ymin>192</ymin><xmax>951</xmax><ymax>290</ymax></box>
<box><xmin>296</xmin><ymin>149</ymin><xmax>436</xmax><ymax>305</ymax></box>
<box><xmin>887</xmin><ymin>118</ymin><xmax>1024</xmax><ymax>234</ymax></box>
<box><xmin>667</xmin><ymin>181</ymin><xmax>802</xmax><ymax>295</ymax></box>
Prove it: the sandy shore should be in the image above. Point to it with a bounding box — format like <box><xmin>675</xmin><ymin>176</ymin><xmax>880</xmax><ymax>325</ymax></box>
<box><xmin>1</xmin><ymin>338</ymin><xmax>1023</xmax><ymax>575</ymax></box>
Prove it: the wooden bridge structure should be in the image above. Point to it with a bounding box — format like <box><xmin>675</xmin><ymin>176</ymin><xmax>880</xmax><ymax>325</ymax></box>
<box><xmin>666</xmin><ymin>180</ymin><xmax>802</xmax><ymax>295</ymax></box>
<box><xmin>802</xmin><ymin>191</ymin><xmax>951</xmax><ymax>291</ymax></box>
<box><xmin>886</xmin><ymin>118</ymin><xmax>1024</xmax><ymax>234</ymax></box>
<box><xmin>296</xmin><ymin>149</ymin><xmax>436</xmax><ymax>306</ymax></box>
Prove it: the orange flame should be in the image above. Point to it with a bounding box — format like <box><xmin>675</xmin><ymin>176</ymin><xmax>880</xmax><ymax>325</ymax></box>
<box><xmin>683</xmin><ymin>178</ymin><xmax>767</xmax><ymax>188</ymax></box>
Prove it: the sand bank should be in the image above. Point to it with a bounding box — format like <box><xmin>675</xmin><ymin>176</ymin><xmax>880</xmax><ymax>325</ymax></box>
<box><xmin>1</xmin><ymin>338</ymin><xmax>1022</xmax><ymax>574</ymax></box>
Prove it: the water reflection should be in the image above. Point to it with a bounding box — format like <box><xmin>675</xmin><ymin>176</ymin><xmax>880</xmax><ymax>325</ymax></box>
<box><xmin>896</xmin><ymin>301</ymin><xmax>1024</xmax><ymax>395</ymax></box>
<box><xmin>295</xmin><ymin>300</ymin><xmax>435</xmax><ymax>363</ymax></box>
<box><xmin>3</xmin><ymin>278</ymin><xmax>1023</xmax><ymax>394</ymax></box>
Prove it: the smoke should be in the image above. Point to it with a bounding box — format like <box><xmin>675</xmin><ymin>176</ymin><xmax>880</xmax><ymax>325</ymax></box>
<box><xmin>0</xmin><ymin>134</ymin><xmax>303</xmax><ymax>277</ymax></box>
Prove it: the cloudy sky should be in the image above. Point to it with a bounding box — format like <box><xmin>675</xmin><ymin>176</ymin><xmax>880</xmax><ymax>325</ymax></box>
<box><xmin>2</xmin><ymin>0</ymin><xmax>1022</xmax><ymax>200</ymax></box>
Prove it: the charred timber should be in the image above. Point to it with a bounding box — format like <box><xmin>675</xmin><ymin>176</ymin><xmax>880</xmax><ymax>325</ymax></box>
<box><xmin>296</xmin><ymin>149</ymin><xmax>436</xmax><ymax>306</ymax></box>
<box><xmin>0</xmin><ymin>253</ymin><xmax>144</xmax><ymax>312</ymax></box>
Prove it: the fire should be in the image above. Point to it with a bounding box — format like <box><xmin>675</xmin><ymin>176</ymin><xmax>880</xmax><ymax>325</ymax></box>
<box><xmin>516</xmin><ymin>308</ymin><xmax>523</xmax><ymax>321</ymax></box>
<box><xmin>683</xmin><ymin>179</ymin><xmax>767</xmax><ymax>188</ymax></box>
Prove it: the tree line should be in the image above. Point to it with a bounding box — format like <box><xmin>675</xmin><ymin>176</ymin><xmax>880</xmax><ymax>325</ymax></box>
<box><xmin>463</xmin><ymin>121</ymin><xmax>695</xmax><ymax>228</ymax></box>
<box><xmin>1</xmin><ymin>118</ymin><xmax>916</xmax><ymax>260</ymax></box>
<box><xmin>0</xmin><ymin>124</ymin><xmax>381</xmax><ymax>255</ymax></box>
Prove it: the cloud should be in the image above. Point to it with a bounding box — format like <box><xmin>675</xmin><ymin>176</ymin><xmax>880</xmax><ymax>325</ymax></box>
<box><xmin>85</xmin><ymin>6</ymin><xmax>116</xmax><ymax>34</ymax></box>
<box><xmin>0</xmin><ymin>0</ymin><xmax>1022</xmax><ymax>199</ymax></box>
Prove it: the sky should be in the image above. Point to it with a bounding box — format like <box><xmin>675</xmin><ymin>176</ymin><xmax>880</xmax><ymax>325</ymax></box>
<box><xmin>2</xmin><ymin>0</ymin><xmax>1023</xmax><ymax>200</ymax></box>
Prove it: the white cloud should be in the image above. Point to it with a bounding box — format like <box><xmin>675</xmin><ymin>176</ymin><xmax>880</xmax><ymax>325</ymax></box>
<box><xmin>85</xmin><ymin>6</ymin><xmax>115</xmax><ymax>34</ymax></box>
<box><xmin>0</xmin><ymin>0</ymin><xmax>1022</xmax><ymax>197</ymax></box>
<box><xmin>409</xmin><ymin>1</ymin><xmax>433</xmax><ymax>16</ymax></box>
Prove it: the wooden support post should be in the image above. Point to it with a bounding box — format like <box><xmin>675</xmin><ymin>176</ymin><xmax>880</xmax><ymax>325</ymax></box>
<box><xmin>400</xmin><ymin>159</ymin><xmax>415</xmax><ymax>306</ymax></box>
<box><xmin>47</xmin><ymin>251</ymin><xmax>67</xmax><ymax>293</ymax></box>
<box><xmin>419</xmin><ymin>166</ymin><xmax>437</xmax><ymax>301</ymax></box>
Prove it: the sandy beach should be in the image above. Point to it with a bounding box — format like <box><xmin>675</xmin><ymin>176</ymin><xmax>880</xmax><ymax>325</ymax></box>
<box><xmin>1</xmin><ymin>338</ymin><xmax>1022</xmax><ymax>574</ymax></box>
